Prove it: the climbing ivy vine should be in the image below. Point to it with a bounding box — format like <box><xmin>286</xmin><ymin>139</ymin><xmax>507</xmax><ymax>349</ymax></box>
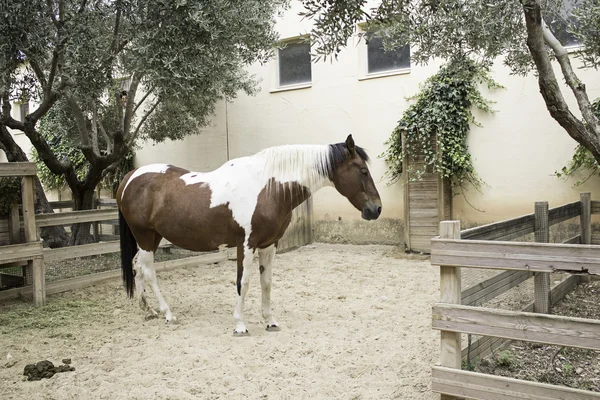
<box><xmin>381</xmin><ymin>56</ymin><xmax>502</xmax><ymax>193</ymax></box>
<box><xmin>555</xmin><ymin>98</ymin><xmax>600</xmax><ymax>186</ymax></box>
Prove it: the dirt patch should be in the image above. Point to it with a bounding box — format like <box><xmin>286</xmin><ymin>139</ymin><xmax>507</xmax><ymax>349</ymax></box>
<box><xmin>0</xmin><ymin>244</ymin><xmax>439</xmax><ymax>400</ymax></box>
<box><xmin>475</xmin><ymin>280</ymin><xmax>600</xmax><ymax>392</ymax></box>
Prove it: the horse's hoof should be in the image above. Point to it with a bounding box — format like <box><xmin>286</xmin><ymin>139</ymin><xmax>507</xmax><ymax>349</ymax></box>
<box><xmin>266</xmin><ymin>325</ymin><xmax>281</xmax><ymax>332</ymax></box>
<box><xmin>233</xmin><ymin>329</ymin><xmax>250</xmax><ymax>337</ymax></box>
<box><xmin>165</xmin><ymin>313</ymin><xmax>176</xmax><ymax>324</ymax></box>
<box><xmin>145</xmin><ymin>312</ymin><xmax>159</xmax><ymax>321</ymax></box>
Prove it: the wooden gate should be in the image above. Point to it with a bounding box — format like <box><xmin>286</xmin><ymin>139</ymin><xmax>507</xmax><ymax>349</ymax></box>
<box><xmin>403</xmin><ymin>133</ymin><xmax>452</xmax><ymax>253</ymax></box>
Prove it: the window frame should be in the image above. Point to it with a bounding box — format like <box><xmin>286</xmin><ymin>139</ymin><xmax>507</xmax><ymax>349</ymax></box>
<box><xmin>357</xmin><ymin>25</ymin><xmax>411</xmax><ymax>81</ymax></box>
<box><xmin>272</xmin><ymin>35</ymin><xmax>312</xmax><ymax>93</ymax></box>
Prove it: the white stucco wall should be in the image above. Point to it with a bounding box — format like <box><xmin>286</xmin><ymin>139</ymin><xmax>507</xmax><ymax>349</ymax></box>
<box><xmin>130</xmin><ymin>1</ymin><xmax>600</xmax><ymax>225</ymax></box>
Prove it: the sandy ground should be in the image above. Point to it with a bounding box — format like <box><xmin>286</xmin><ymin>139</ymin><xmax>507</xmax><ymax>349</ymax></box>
<box><xmin>0</xmin><ymin>244</ymin><xmax>440</xmax><ymax>400</ymax></box>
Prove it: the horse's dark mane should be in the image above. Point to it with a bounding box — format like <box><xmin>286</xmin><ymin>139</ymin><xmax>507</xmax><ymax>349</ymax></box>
<box><xmin>327</xmin><ymin>142</ymin><xmax>370</xmax><ymax>177</ymax></box>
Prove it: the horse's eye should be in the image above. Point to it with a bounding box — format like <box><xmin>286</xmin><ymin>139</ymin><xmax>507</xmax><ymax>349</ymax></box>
<box><xmin>360</xmin><ymin>168</ymin><xmax>368</xmax><ymax>176</ymax></box>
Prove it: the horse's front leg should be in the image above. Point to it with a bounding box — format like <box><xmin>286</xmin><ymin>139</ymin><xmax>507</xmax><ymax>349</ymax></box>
<box><xmin>233</xmin><ymin>242</ymin><xmax>254</xmax><ymax>336</ymax></box>
<box><xmin>258</xmin><ymin>244</ymin><xmax>279</xmax><ymax>331</ymax></box>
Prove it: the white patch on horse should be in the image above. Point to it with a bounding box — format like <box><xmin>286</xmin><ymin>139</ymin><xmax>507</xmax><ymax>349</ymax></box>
<box><xmin>121</xmin><ymin>163</ymin><xmax>170</xmax><ymax>201</ymax></box>
<box><xmin>179</xmin><ymin>145</ymin><xmax>333</xmax><ymax>234</ymax></box>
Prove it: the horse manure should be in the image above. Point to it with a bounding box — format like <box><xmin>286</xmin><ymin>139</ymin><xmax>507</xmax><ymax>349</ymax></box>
<box><xmin>23</xmin><ymin>360</ymin><xmax>75</xmax><ymax>381</ymax></box>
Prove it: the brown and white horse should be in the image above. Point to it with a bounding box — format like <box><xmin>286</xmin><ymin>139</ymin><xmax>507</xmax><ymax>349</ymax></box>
<box><xmin>117</xmin><ymin>135</ymin><xmax>381</xmax><ymax>335</ymax></box>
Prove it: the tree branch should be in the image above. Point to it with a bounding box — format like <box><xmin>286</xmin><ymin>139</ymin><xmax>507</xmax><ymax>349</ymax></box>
<box><xmin>65</xmin><ymin>95</ymin><xmax>96</xmax><ymax>163</ymax></box>
<box><xmin>131</xmin><ymin>100</ymin><xmax>160</xmax><ymax>145</ymax></box>
<box><xmin>522</xmin><ymin>0</ymin><xmax>600</xmax><ymax>160</ymax></box>
<box><xmin>0</xmin><ymin>93</ymin><xmax>25</xmax><ymax>131</ymax></box>
<box><xmin>97</xmin><ymin>119</ymin><xmax>113</xmax><ymax>153</ymax></box>
<box><xmin>110</xmin><ymin>2</ymin><xmax>122</xmax><ymax>55</ymax></box>
<box><xmin>123</xmin><ymin>72</ymin><xmax>143</xmax><ymax>138</ymax></box>
<box><xmin>28</xmin><ymin>59</ymin><xmax>48</xmax><ymax>89</ymax></box>
<box><xmin>132</xmin><ymin>86</ymin><xmax>155</xmax><ymax>116</ymax></box>
<box><xmin>45</xmin><ymin>0</ymin><xmax>59</xmax><ymax>27</ymax></box>
<box><xmin>47</xmin><ymin>49</ymin><xmax>60</xmax><ymax>91</ymax></box>
<box><xmin>78</xmin><ymin>0</ymin><xmax>88</xmax><ymax>13</ymax></box>
<box><xmin>541</xmin><ymin>22</ymin><xmax>600</xmax><ymax>137</ymax></box>
<box><xmin>91</xmin><ymin>104</ymin><xmax>101</xmax><ymax>157</ymax></box>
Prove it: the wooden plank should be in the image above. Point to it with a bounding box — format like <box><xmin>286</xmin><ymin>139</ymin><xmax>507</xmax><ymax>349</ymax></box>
<box><xmin>591</xmin><ymin>200</ymin><xmax>600</xmax><ymax>215</ymax></box>
<box><xmin>431</xmin><ymin>238</ymin><xmax>600</xmax><ymax>274</ymax></box>
<box><xmin>0</xmin><ymin>242</ymin><xmax>43</xmax><ymax>264</ymax></box>
<box><xmin>408</xmin><ymin>190</ymin><xmax>438</xmax><ymax>200</ymax></box>
<box><xmin>21</xmin><ymin>176</ymin><xmax>44</xmax><ymax>306</ymax></box>
<box><xmin>36</xmin><ymin>208</ymin><xmax>119</xmax><ymax>227</ymax></box>
<box><xmin>461</xmin><ymin>271</ymin><xmax>532</xmax><ymax>306</ymax></box>
<box><xmin>462</xmin><ymin>275</ymin><xmax>582</xmax><ymax>362</ymax></box>
<box><xmin>581</xmin><ymin>193</ymin><xmax>592</xmax><ymax>245</ymax></box>
<box><xmin>0</xmin><ymin>252</ymin><xmax>228</xmax><ymax>301</ymax></box>
<box><xmin>432</xmin><ymin>303</ymin><xmax>600</xmax><ymax>350</ymax></box>
<box><xmin>409</xmin><ymin>226</ymin><xmax>439</xmax><ymax>236</ymax></box>
<box><xmin>534</xmin><ymin>201</ymin><xmax>551</xmax><ymax>314</ymax></box>
<box><xmin>460</xmin><ymin>214</ymin><xmax>534</xmax><ymax>241</ymax></box>
<box><xmin>403</xmin><ymin>131</ymin><xmax>411</xmax><ymax>251</ymax></box>
<box><xmin>432</xmin><ymin>366</ymin><xmax>600</xmax><ymax>400</ymax></box>
<box><xmin>408</xmin><ymin>181</ymin><xmax>438</xmax><ymax>190</ymax></box>
<box><xmin>410</xmin><ymin>208</ymin><xmax>438</xmax><ymax>218</ymax></box>
<box><xmin>48</xmin><ymin>200</ymin><xmax>75</xmax><ymax>209</ymax></box>
<box><xmin>0</xmin><ymin>162</ymin><xmax>36</xmax><ymax>177</ymax></box>
<box><xmin>410</xmin><ymin>198</ymin><xmax>438</xmax><ymax>209</ymax></box>
<box><xmin>548</xmin><ymin>201</ymin><xmax>581</xmax><ymax>226</ymax></box>
<box><xmin>439</xmin><ymin>221</ymin><xmax>462</xmax><ymax>377</ymax></box>
<box><xmin>44</xmin><ymin>241</ymin><xmax>121</xmax><ymax>262</ymax></box>
<box><xmin>564</xmin><ymin>235</ymin><xmax>581</xmax><ymax>244</ymax></box>
<box><xmin>409</xmin><ymin>216</ymin><xmax>439</xmax><ymax>227</ymax></box>
<box><xmin>97</xmin><ymin>198</ymin><xmax>117</xmax><ymax>207</ymax></box>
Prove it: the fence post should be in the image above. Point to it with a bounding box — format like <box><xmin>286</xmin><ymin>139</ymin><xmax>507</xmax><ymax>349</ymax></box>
<box><xmin>534</xmin><ymin>201</ymin><xmax>551</xmax><ymax>314</ymax></box>
<box><xmin>21</xmin><ymin>176</ymin><xmax>45</xmax><ymax>307</ymax></box>
<box><xmin>92</xmin><ymin>194</ymin><xmax>100</xmax><ymax>243</ymax></box>
<box><xmin>439</xmin><ymin>221</ymin><xmax>461</xmax><ymax>400</ymax></box>
<box><xmin>580</xmin><ymin>193</ymin><xmax>592</xmax><ymax>284</ymax></box>
<box><xmin>580</xmin><ymin>192</ymin><xmax>591</xmax><ymax>245</ymax></box>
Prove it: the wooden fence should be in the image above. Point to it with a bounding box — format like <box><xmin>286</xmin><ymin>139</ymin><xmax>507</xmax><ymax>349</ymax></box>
<box><xmin>457</xmin><ymin>194</ymin><xmax>590</xmax><ymax>362</ymax></box>
<box><xmin>0</xmin><ymin>163</ymin><xmax>44</xmax><ymax>306</ymax></box>
<box><xmin>431</xmin><ymin>192</ymin><xmax>600</xmax><ymax>399</ymax></box>
<box><xmin>0</xmin><ymin>162</ymin><xmax>314</xmax><ymax>305</ymax></box>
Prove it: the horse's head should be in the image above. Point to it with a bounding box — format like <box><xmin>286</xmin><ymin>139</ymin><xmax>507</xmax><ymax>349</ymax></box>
<box><xmin>329</xmin><ymin>135</ymin><xmax>382</xmax><ymax>221</ymax></box>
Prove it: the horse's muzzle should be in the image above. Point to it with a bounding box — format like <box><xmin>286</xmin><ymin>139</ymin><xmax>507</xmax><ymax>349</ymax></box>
<box><xmin>362</xmin><ymin>203</ymin><xmax>382</xmax><ymax>221</ymax></box>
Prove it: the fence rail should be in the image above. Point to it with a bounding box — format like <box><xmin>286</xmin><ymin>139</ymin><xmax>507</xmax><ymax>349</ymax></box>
<box><xmin>1</xmin><ymin>164</ymin><xmax>314</xmax><ymax>304</ymax></box>
<box><xmin>0</xmin><ymin>162</ymin><xmax>37</xmax><ymax>177</ymax></box>
<box><xmin>433</xmin><ymin>193</ymin><xmax>600</xmax><ymax>400</ymax></box>
<box><xmin>432</xmin><ymin>366</ymin><xmax>600</xmax><ymax>400</ymax></box>
<box><xmin>36</xmin><ymin>208</ymin><xmax>119</xmax><ymax>227</ymax></box>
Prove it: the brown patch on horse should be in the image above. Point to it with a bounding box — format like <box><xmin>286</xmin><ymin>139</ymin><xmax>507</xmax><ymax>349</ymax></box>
<box><xmin>248</xmin><ymin>180</ymin><xmax>311</xmax><ymax>249</ymax></box>
<box><xmin>117</xmin><ymin>166</ymin><xmax>244</xmax><ymax>252</ymax></box>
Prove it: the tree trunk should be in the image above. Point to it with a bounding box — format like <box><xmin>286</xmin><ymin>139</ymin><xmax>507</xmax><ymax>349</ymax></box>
<box><xmin>69</xmin><ymin>186</ymin><xmax>96</xmax><ymax>245</ymax></box>
<box><xmin>0</xmin><ymin>123</ymin><xmax>70</xmax><ymax>248</ymax></box>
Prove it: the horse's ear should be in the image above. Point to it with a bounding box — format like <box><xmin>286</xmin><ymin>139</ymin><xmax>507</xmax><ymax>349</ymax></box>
<box><xmin>345</xmin><ymin>134</ymin><xmax>356</xmax><ymax>155</ymax></box>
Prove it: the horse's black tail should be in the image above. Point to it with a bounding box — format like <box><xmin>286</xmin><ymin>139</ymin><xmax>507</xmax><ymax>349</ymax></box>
<box><xmin>119</xmin><ymin>209</ymin><xmax>137</xmax><ymax>298</ymax></box>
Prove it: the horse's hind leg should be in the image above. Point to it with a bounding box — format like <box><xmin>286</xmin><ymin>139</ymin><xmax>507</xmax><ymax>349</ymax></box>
<box><xmin>138</xmin><ymin>248</ymin><xmax>175</xmax><ymax>323</ymax></box>
<box><xmin>233</xmin><ymin>241</ymin><xmax>254</xmax><ymax>335</ymax></box>
<box><xmin>258</xmin><ymin>245</ymin><xmax>279</xmax><ymax>331</ymax></box>
<box><xmin>133</xmin><ymin>251</ymin><xmax>156</xmax><ymax>317</ymax></box>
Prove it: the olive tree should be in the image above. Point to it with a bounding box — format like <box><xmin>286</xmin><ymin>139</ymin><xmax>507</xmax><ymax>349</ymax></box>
<box><xmin>0</xmin><ymin>0</ymin><xmax>288</xmax><ymax>244</ymax></box>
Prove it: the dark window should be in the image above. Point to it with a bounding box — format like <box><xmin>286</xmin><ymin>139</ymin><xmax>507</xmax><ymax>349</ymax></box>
<box><xmin>546</xmin><ymin>0</ymin><xmax>582</xmax><ymax>47</ymax></box>
<box><xmin>19</xmin><ymin>102</ymin><xmax>29</xmax><ymax>122</ymax></box>
<box><xmin>278</xmin><ymin>41</ymin><xmax>311</xmax><ymax>87</ymax></box>
<box><xmin>367</xmin><ymin>36</ymin><xmax>410</xmax><ymax>74</ymax></box>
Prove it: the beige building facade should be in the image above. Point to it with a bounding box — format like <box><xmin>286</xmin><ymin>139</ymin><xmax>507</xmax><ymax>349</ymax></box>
<box><xmin>137</xmin><ymin>2</ymin><xmax>600</xmax><ymax>241</ymax></box>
